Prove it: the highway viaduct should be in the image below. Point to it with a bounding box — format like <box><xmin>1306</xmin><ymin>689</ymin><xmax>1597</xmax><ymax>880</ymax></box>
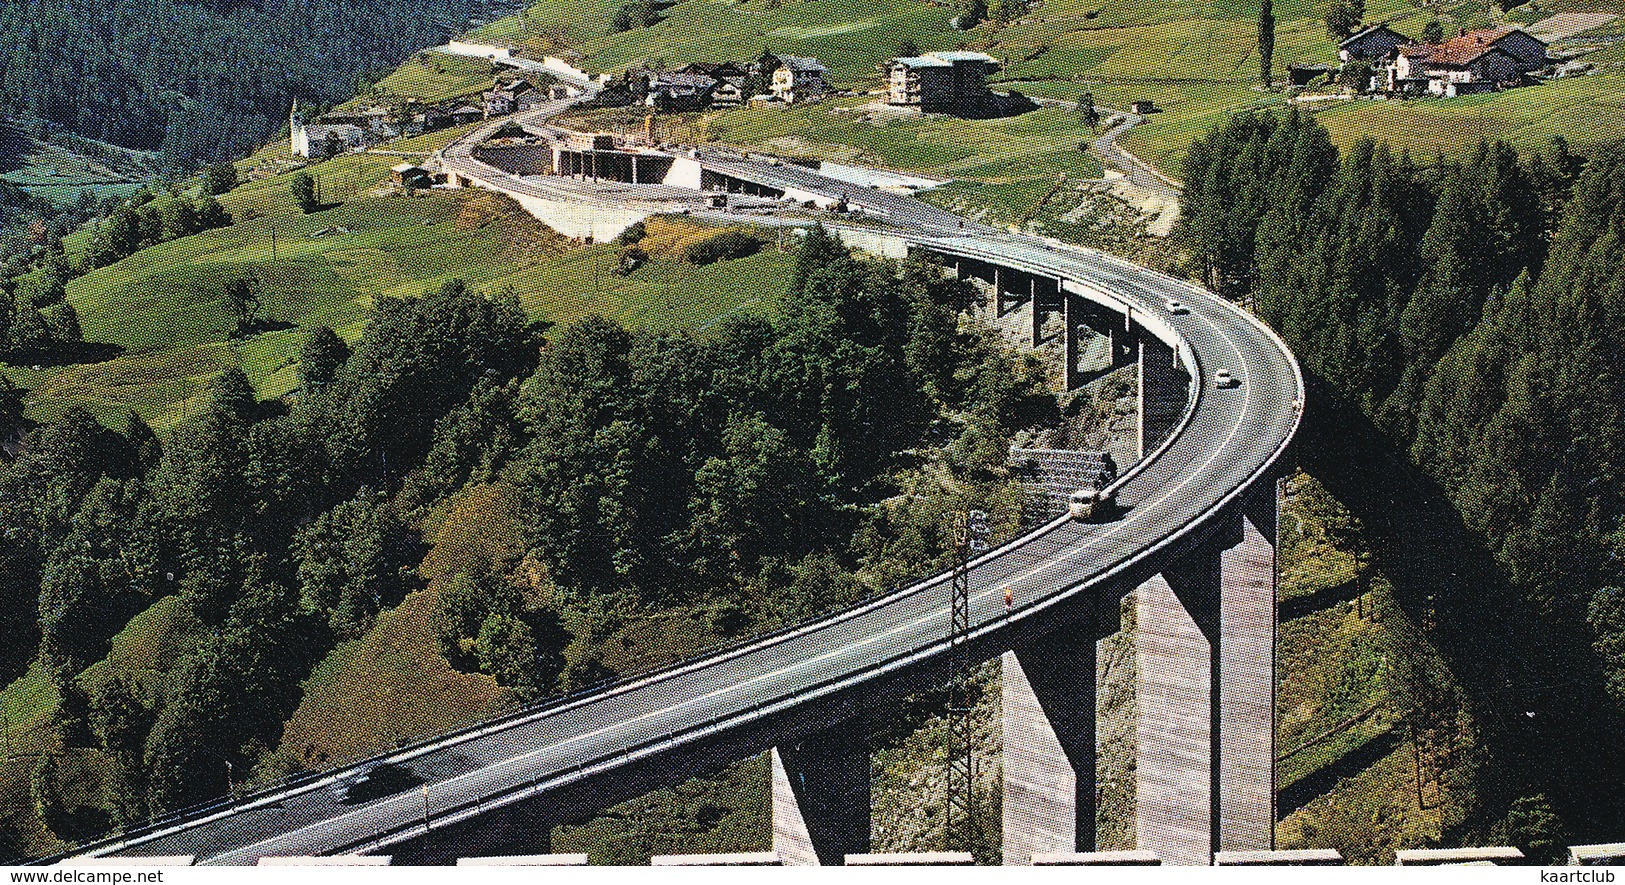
<box><xmin>64</xmin><ymin>108</ymin><xmax>1304</xmax><ymax>868</ymax></box>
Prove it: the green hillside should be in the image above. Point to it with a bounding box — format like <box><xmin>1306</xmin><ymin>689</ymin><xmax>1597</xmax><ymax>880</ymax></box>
<box><xmin>5</xmin><ymin>131</ymin><xmax>792</xmax><ymax>431</ymax></box>
<box><xmin>3</xmin><ymin>0</ymin><xmax>1619</xmax><ymax>861</ymax></box>
<box><xmin>1274</xmin><ymin>474</ymin><xmax>1481</xmax><ymax>863</ymax></box>
<box><xmin>506</xmin><ymin>0</ymin><xmax>1625</xmax><ymax>174</ymax></box>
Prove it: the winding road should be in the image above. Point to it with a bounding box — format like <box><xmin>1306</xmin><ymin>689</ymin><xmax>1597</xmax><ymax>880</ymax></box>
<box><xmin>70</xmin><ymin>95</ymin><xmax>1303</xmax><ymax>866</ymax></box>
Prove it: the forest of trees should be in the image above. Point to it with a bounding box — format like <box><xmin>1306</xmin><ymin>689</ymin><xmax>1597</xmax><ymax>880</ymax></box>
<box><xmin>0</xmin><ymin>251</ymin><xmax>83</xmax><ymax>361</ymax></box>
<box><xmin>1176</xmin><ymin>108</ymin><xmax>1625</xmax><ymax>847</ymax></box>
<box><xmin>0</xmin><ymin>0</ymin><xmax>480</xmax><ymax>170</ymax></box>
<box><xmin>0</xmin><ymin>227</ymin><xmax>1056</xmax><ymax>847</ymax></box>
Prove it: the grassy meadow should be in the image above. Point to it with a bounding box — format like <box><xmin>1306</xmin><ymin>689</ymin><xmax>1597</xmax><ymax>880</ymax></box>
<box><xmin>5</xmin><ymin>126</ymin><xmax>792</xmax><ymax>432</ymax></box>
<box><xmin>346</xmin><ymin>51</ymin><xmax>499</xmax><ymax>109</ymax></box>
<box><xmin>503</xmin><ymin>0</ymin><xmax>1625</xmax><ymax>179</ymax></box>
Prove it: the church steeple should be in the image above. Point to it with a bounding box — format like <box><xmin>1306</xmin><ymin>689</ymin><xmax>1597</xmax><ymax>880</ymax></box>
<box><xmin>290</xmin><ymin>102</ymin><xmax>306</xmax><ymax>157</ymax></box>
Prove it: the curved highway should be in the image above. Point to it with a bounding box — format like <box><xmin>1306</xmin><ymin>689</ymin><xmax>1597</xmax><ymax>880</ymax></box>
<box><xmin>76</xmin><ymin>99</ymin><xmax>1303</xmax><ymax>866</ymax></box>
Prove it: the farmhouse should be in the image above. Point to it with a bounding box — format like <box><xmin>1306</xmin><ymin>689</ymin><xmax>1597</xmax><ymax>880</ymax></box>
<box><xmin>1384</xmin><ymin>27</ymin><xmax>1548</xmax><ymax>95</ymax></box>
<box><xmin>711</xmin><ymin>81</ymin><xmax>746</xmax><ymax>108</ymax></box>
<box><xmin>290</xmin><ymin>123</ymin><xmax>367</xmax><ymax>158</ymax></box>
<box><xmin>391</xmin><ymin>163</ymin><xmax>432</xmax><ymax>188</ymax></box>
<box><xmin>289</xmin><ymin>106</ymin><xmax>371</xmax><ymax>158</ymax></box>
<box><xmin>677</xmin><ymin>61</ymin><xmax>749</xmax><ymax>82</ymax></box>
<box><xmin>885</xmin><ymin>50</ymin><xmax>1001</xmax><ymax>115</ymax></box>
<box><xmin>448</xmin><ymin>105</ymin><xmax>485</xmax><ymax>125</ymax></box>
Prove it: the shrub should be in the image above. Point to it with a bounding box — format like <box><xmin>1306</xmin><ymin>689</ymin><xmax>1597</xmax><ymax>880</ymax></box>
<box><xmin>615</xmin><ymin>246</ymin><xmax>648</xmax><ymax>276</ymax></box>
<box><xmin>291</xmin><ymin>171</ymin><xmax>317</xmax><ymax>213</ymax></box>
<box><xmin>201</xmin><ymin>162</ymin><xmax>239</xmax><ymax>196</ymax></box>
<box><xmin>612</xmin><ymin>220</ymin><xmax>647</xmax><ymax>245</ymax></box>
<box><xmin>684</xmin><ymin>230</ymin><xmax>760</xmax><ymax>265</ymax></box>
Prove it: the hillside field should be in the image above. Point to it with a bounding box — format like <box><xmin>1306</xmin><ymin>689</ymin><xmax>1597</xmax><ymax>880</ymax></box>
<box><xmin>509</xmin><ymin>0</ymin><xmax>1625</xmax><ymax>177</ymax></box>
<box><xmin>3</xmin><ymin>133</ymin><xmax>791</xmax><ymax>431</ymax></box>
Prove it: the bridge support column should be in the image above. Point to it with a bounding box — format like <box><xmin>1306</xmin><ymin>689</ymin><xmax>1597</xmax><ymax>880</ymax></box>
<box><xmin>1135</xmin><ymin>492</ymin><xmax>1276</xmax><ymax>865</ymax></box>
<box><xmin>1059</xmin><ymin>295</ymin><xmax>1133</xmax><ymax>387</ymax></box>
<box><xmin>773</xmin><ymin>732</ymin><xmax>871</xmax><ymax>865</ymax></box>
<box><xmin>1219</xmin><ymin>492</ymin><xmax>1277</xmax><ymax>852</ymax></box>
<box><xmin>1030</xmin><ymin>277</ymin><xmax>1062</xmax><ymax>347</ymax></box>
<box><xmin>1031</xmin><ymin>282</ymin><xmax>1045</xmax><ymax>346</ymax></box>
<box><xmin>1134</xmin><ymin>565</ymin><xmax>1214</xmax><ymax>867</ymax></box>
<box><xmin>1137</xmin><ymin>336</ymin><xmax>1184</xmax><ymax>459</ymax></box>
<box><xmin>1062</xmin><ymin>293</ymin><xmax>1080</xmax><ymax>390</ymax></box>
<box><xmin>1113</xmin><ymin>324</ymin><xmax>1136</xmax><ymax>369</ymax></box>
<box><xmin>1027</xmin><ymin>272</ymin><xmax>1040</xmax><ymax>334</ymax></box>
<box><xmin>1001</xmin><ymin>600</ymin><xmax>1104</xmax><ymax>864</ymax></box>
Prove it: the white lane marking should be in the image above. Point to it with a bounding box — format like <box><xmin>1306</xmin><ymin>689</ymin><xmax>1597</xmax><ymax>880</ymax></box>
<box><xmin>215</xmin><ymin>279</ymin><xmax>1261</xmax><ymax>862</ymax></box>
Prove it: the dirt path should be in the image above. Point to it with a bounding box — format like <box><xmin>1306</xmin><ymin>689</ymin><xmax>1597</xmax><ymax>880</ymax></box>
<box><xmin>1089</xmin><ymin>110</ymin><xmax>1182</xmax><ymax>235</ymax></box>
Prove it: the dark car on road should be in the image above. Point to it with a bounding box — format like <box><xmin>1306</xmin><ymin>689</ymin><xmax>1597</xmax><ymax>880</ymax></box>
<box><xmin>336</xmin><ymin>762</ymin><xmax>421</xmax><ymax>805</ymax></box>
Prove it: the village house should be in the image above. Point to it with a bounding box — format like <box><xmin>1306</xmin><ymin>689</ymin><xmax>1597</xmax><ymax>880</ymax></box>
<box><xmin>391</xmin><ymin>163</ymin><xmax>433</xmax><ymax>188</ymax></box>
<box><xmin>483</xmin><ymin>91</ymin><xmax>516</xmax><ymax>118</ymax></box>
<box><xmin>1384</xmin><ymin>27</ymin><xmax>1547</xmax><ymax>96</ymax></box>
<box><xmin>419</xmin><ymin>106</ymin><xmax>451</xmax><ymax>131</ymax></box>
<box><xmin>885</xmin><ymin>50</ymin><xmax>1001</xmax><ymax>115</ymax></box>
<box><xmin>291</xmin><ymin>122</ymin><xmax>367</xmax><ymax>158</ymax></box>
<box><xmin>771</xmin><ymin>56</ymin><xmax>827</xmax><ymax>102</ymax></box>
<box><xmin>711</xmin><ymin>80</ymin><xmax>746</xmax><ymax>108</ymax></box>
<box><xmin>448</xmin><ymin>105</ymin><xmax>485</xmax><ymax>126</ymax></box>
<box><xmin>643</xmin><ymin>71</ymin><xmax>719</xmax><ymax>110</ymax></box>
<box><xmin>516</xmin><ymin>91</ymin><xmax>551</xmax><ymax>113</ymax></box>
<box><xmin>308</xmin><ymin>104</ymin><xmax>423</xmax><ymax>139</ymax></box>
<box><xmin>484</xmin><ymin>79</ymin><xmax>534</xmax><ymax>118</ymax></box>
<box><xmin>1339</xmin><ymin>24</ymin><xmax>1410</xmax><ymax>62</ymax></box>
<box><xmin>291</xmin><ymin>94</ymin><xmax>496</xmax><ymax>158</ymax></box>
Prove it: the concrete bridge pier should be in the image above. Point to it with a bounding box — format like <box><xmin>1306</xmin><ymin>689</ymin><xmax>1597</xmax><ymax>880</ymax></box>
<box><xmin>948</xmin><ymin>258</ymin><xmax>1000</xmax><ymax>315</ymax></box>
<box><xmin>1135</xmin><ymin>488</ymin><xmax>1277</xmax><ymax>865</ymax></box>
<box><xmin>772</xmin><ymin>730</ymin><xmax>871</xmax><ymax>865</ymax></box>
<box><xmin>1137</xmin><ymin>336</ymin><xmax>1186</xmax><ymax>459</ymax></box>
<box><xmin>1058</xmin><ymin>297</ymin><xmax>1134</xmax><ymax>390</ymax></box>
<box><xmin>1114</xmin><ymin>311</ymin><xmax>1137</xmax><ymax>368</ymax></box>
<box><xmin>995</xmin><ymin>267</ymin><xmax>1042</xmax><ymax>319</ymax></box>
<box><xmin>1030</xmin><ymin>277</ymin><xmax>1064</xmax><ymax>347</ymax></box>
<box><xmin>1001</xmin><ymin>594</ymin><xmax>1114</xmax><ymax>864</ymax></box>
